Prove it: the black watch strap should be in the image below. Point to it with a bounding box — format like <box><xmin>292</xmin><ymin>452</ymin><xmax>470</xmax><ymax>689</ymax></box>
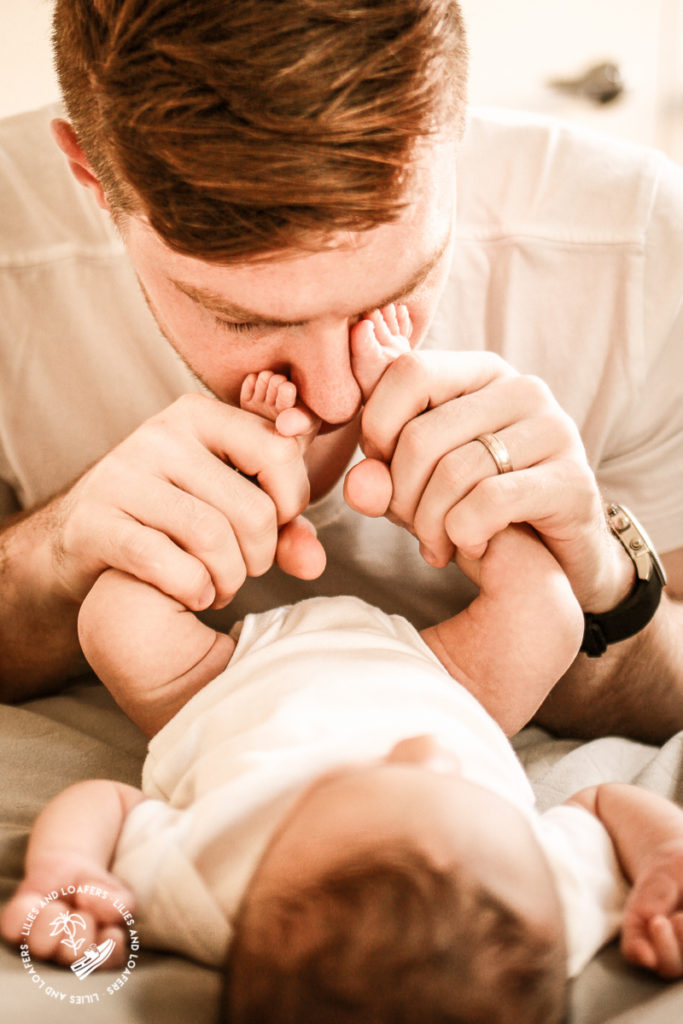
<box><xmin>580</xmin><ymin>504</ymin><xmax>667</xmax><ymax>658</ymax></box>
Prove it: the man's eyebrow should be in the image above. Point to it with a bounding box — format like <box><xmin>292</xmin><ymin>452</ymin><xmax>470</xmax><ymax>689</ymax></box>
<box><xmin>168</xmin><ymin>231</ymin><xmax>451</xmax><ymax>328</ymax></box>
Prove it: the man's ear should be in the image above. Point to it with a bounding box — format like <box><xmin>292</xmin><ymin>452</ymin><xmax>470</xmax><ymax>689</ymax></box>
<box><xmin>50</xmin><ymin>118</ymin><xmax>109</xmax><ymax>211</ymax></box>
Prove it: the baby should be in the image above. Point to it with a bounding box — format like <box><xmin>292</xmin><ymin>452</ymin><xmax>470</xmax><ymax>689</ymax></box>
<box><xmin>3</xmin><ymin>307</ymin><xmax>683</xmax><ymax>1024</ymax></box>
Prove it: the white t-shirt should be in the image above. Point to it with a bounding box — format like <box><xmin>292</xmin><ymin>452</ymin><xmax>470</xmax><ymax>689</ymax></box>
<box><xmin>112</xmin><ymin>595</ymin><xmax>628</xmax><ymax>977</ymax></box>
<box><xmin>0</xmin><ymin>104</ymin><xmax>682</xmax><ymax>631</ymax></box>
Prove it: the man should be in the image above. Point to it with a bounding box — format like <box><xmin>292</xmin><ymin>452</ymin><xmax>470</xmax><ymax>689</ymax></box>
<box><xmin>0</xmin><ymin>0</ymin><xmax>681</xmax><ymax>740</ymax></box>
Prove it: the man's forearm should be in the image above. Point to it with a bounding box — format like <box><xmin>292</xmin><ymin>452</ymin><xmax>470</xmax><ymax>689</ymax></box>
<box><xmin>0</xmin><ymin>506</ymin><xmax>85</xmax><ymax>701</ymax></box>
<box><xmin>535</xmin><ymin>593</ymin><xmax>683</xmax><ymax>743</ymax></box>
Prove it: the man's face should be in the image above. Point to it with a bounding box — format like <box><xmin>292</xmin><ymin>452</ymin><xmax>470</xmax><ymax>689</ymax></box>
<box><xmin>122</xmin><ymin>142</ymin><xmax>456</xmax><ymax>430</ymax></box>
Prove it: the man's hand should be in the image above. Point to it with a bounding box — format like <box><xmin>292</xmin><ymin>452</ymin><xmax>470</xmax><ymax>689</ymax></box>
<box><xmin>345</xmin><ymin>348</ymin><xmax>630</xmax><ymax>613</ymax></box>
<box><xmin>48</xmin><ymin>392</ymin><xmax>325</xmax><ymax>612</ymax></box>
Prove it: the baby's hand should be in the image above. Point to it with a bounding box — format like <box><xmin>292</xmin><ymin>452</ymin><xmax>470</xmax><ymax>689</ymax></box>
<box><xmin>240</xmin><ymin>370</ymin><xmax>320</xmax><ymax>443</ymax></box>
<box><xmin>1</xmin><ymin>861</ymin><xmax>135</xmax><ymax>969</ymax></box>
<box><xmin>621</xmin><ymin>840</ymin><xmax>683</xmax><ymax>978</ymax></box>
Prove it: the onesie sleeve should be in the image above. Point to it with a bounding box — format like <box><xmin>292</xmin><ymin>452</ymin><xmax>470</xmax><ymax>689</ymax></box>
<box><xmin>535</xmin><ymin>803</ymin><xmax>630</xmax><ymax>977</ymax></box>
<box><xmin>112</xmin><ymin>798</ymin><xmax>230</xmax><ymax>967</ymax></box>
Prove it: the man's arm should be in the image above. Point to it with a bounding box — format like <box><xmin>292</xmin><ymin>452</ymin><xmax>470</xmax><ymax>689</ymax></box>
<box><xmin>569</xmin><ymin>782</ymin><xmax>683</xmax><ymax>978</ymax></box>
<box><xmin>0</xmin><ymin>503</ymin><xmax>86</xmax><ymax>699</ymax></box>
<box><xmin>535</xmin><ymin>556</ymin><xmax>683</xmax><ymax>744</ymax></box>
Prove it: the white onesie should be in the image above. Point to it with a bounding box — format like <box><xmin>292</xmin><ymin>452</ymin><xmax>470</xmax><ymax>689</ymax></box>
<box><xmin>112</xmin><ymin>595</ymin><xmax>628</xmax><ymax>976</ymax></box>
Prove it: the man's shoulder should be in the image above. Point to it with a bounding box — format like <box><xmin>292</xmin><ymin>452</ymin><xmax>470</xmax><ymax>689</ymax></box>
<box><xmin>0</xmin><ymin>104</ymin><xmax>121</xmax><ymax>264</ymax></box>
<box><xmin>456</xmin><ymin>106</ymin><xmax>679</xmax><ymax>245</ymax></box>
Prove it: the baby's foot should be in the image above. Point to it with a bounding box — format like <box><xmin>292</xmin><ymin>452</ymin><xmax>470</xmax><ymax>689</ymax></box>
<box><xmin>350</xmin><ymin>303</ymin><xmax>412</xmax><ymax>402</ymax></box>
<box><xmin>240</xmin><ymin>370</ymin><xmax>320</xmax><ymax>442</ymax></box>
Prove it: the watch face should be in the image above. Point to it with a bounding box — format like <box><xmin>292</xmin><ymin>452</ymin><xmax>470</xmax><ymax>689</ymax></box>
<box><xmin>606</xmin><ymin>504</ymin><xmax>667</xmax><ymax>586</ymax></box>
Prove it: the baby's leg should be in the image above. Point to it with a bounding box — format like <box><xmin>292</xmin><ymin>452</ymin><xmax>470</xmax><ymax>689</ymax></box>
<box><xmin>239</xmin><ymin>370</ymin><xmax>326</xmax><ymax>579</ymax></box>
<box><xmin>78</xmin><ymin>570</ymin><xmax>235</xmax><ymax>737</ymax></box>
<box><xmin>240</xmin><ymin>370</ymin><xmax>320</xmax><ymax>441</ymax></box>
<box><xmin>350</xmin><ymin>303</ymin><xmax>412</xmax><ymax>402</ymax></box>
<box><xmin>343</xmin><ymin>305</ymin><xmax>412</xmax><ymax>517</ymax></box>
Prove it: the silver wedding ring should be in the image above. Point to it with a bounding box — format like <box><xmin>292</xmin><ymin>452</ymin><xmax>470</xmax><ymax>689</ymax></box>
<box><xmin>475</xmin><ymin>432</ymin><xmax>513</xmax><ymax>475</ymax></box>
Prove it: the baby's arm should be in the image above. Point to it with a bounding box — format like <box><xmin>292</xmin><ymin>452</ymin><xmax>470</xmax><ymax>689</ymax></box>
<box><xmin>420</xmin><ymin>525</ymin><xmax>584</xmax><ymax>735</ymax></box>
<box><xmin>568</xmin><ymin>784</ymin><xmax>683</xmax><ymax>978</ymax></box>
<box><xmin>0</xmin><ymin>780</ymin><xmax>143</xmax><ymax>965</ymax></box>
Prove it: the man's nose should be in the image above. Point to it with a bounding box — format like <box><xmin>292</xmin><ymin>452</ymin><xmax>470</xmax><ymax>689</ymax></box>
<box><xmin>288</xmin><ymin>320</ymin><xmax>363</xmax><ymax>425</ymax></box>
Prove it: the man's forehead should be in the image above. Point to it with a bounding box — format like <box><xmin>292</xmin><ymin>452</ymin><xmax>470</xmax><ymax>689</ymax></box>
<box><xmin>167</xmin><ymin>225</ymin><xmax>453</xmax><ymax>327</ymax></box>
<box><xmin>127</xmin><ymin>138</ymin><xmax>456</xmax><ymax>322</ymax></box>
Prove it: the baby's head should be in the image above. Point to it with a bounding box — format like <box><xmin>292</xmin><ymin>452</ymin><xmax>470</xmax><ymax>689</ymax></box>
<box><xmin>223</xmin><ymin>735</ymin><xmax>569</xmax><ymax>1023</ymax></box>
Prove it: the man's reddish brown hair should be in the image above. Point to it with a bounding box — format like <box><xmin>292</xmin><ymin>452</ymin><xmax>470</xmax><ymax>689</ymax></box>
<box><xmin>52</xmin><ymin>0</ymin><xmax>468</xmax><ymax>262</ymax></box>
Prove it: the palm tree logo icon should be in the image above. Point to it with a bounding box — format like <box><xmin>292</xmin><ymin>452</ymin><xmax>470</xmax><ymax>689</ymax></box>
<box><xmin>48</xmin><ymin>911</ymin><xmax>116</xmax><ymax>980</ymax></box>
<box><xmin>49</xmin><ymin>911</ymin><xmax>88</xmax><ymax>957</ymax></box>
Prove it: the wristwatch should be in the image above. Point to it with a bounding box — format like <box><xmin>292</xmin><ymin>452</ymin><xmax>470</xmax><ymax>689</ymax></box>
<box><xmin>580</xmin><ymin>503</ymin><xmax>668</xmax><ymax>658</ymax></box>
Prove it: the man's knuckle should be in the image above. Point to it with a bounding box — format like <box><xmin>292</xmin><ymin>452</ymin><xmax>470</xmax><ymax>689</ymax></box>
<box><xmin>413</xmin><ymin>505</ymin><xmax>440</xmax><ymax>547</ymax></box>
<box><xmin>225</xmin><ymin>560</ymin><xmax>248</xmax><ymax>591</ymax></box>
<box><xmin>182</xmin><ymin>559</ymin><xmax>213</xmax><ymax>597</ymax></box>
<box><xmin>187</xmin><ymin>507</ymin><xmax>232</xmax><ymax>552</ymax></box>
<box><xmin>172</xmin><ymin>392</ymin><xmax>209</xmax><ymax>418</ymax></box>
<box><xmin>398</xmin><ymin>417</ymin><xmax>425</xmax><ymax>461</ymax></box>
<box><xmin>439</xmin><ymin>448</ymin><xmax>478</xmax><ymax>494</ymax></box>
<box><xmin>517</xmin><ymin>373</ymin><xmax>555</xmax><ymax>408</ymax></box>
<box><xmin>118</xmin><ymin>527</ymin><xmax>154</xmax><ymax>570</ymax></box>
<box><xmin>476</xmin><ymin>475</ymin><xmax>510</xmax><ymax>514</ymax></box>
<box><xmin>484</xmin><ymin>351</ymin><xmax>513</xmax><ymax>378</ymax></box>
<box><xmin>239</xmin><ymin>488</ymin><xmax>277</xmax><ymax>537</ymax></box>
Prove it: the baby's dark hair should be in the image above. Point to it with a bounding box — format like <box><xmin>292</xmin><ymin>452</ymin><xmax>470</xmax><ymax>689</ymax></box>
<box><xmin>221</xmin><ymin>846</ymin><xmax>568</xmax><ymax>1024</ymax></box>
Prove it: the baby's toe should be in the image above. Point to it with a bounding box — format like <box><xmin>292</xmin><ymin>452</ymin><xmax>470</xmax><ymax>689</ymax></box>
<box><xmin>273</xmin><ymin>378</ymin><xmax>297</xmax><ymax>412</ymax></box>
<box><xmin>396</xmin><ymin>303</ymin><xmax>413</xmax><ymax>339</ymax></box>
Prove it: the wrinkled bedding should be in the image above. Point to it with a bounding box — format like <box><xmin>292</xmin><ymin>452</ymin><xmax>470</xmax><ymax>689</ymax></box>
<box><xmin>2</xmin><ymin>674</ymin><xmax>683</xmax><ymax>1022</ymax></box>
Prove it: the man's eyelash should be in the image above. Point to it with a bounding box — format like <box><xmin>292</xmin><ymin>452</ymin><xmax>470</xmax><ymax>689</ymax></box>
<box><xmin>214</xmin><ymin>317</ymin><xmax>259</xmax><ymax>334</ymax></box>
